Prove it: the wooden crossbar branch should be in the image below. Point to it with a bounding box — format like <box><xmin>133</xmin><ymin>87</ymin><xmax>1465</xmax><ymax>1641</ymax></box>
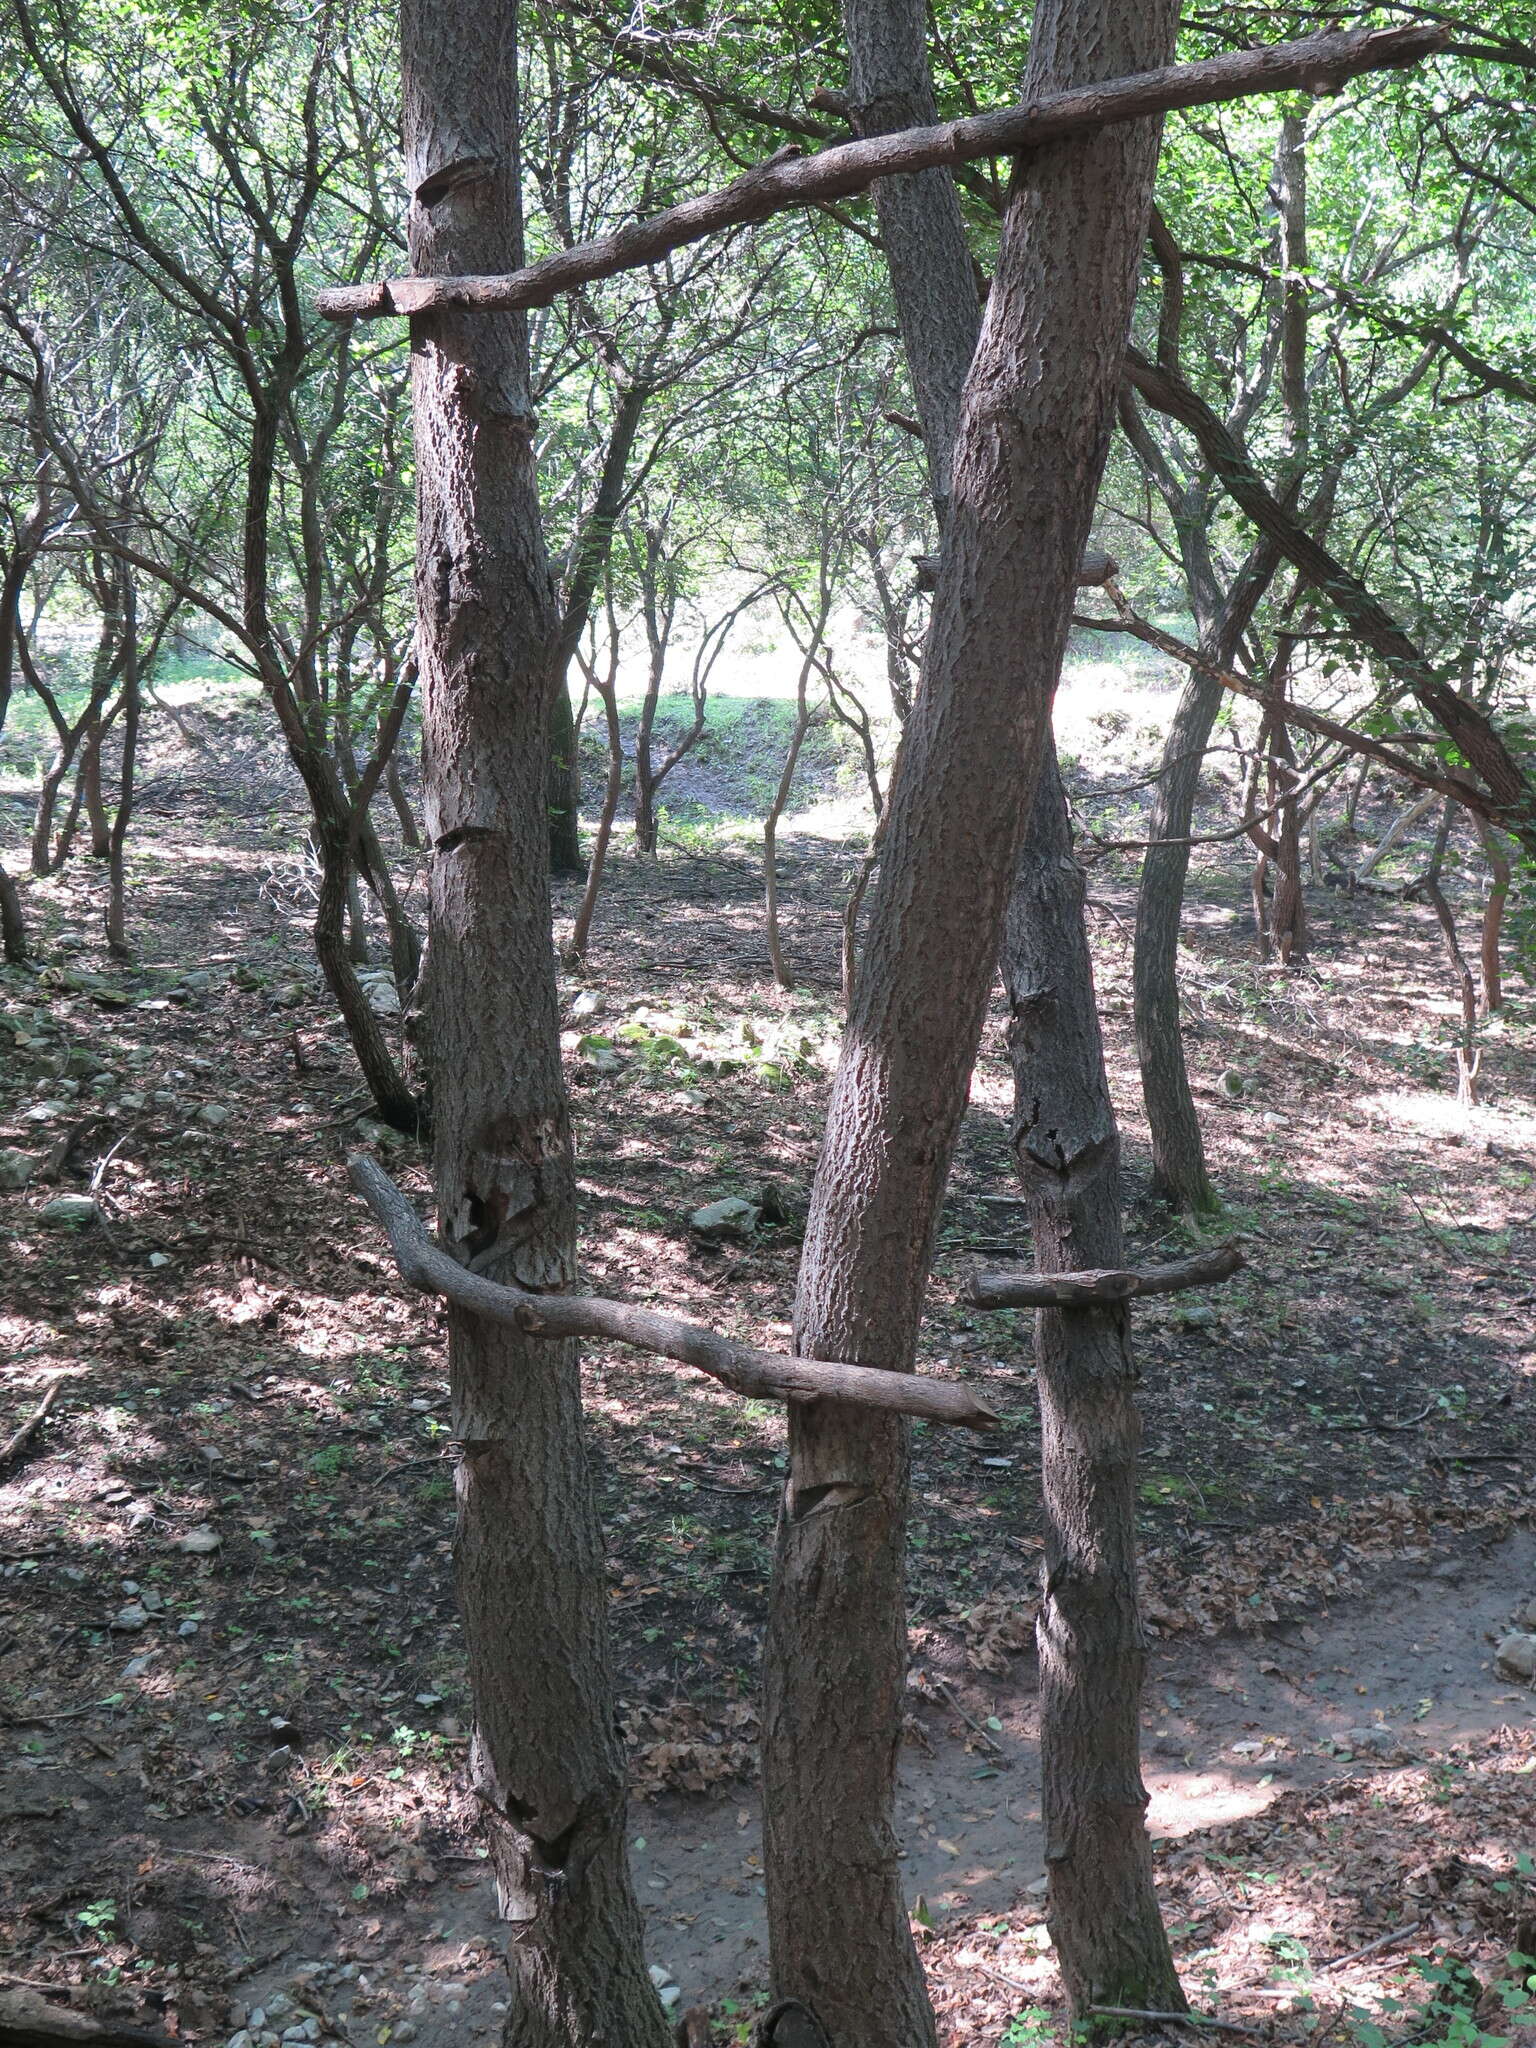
<box><xmin>968</xmin><ymin>1242</ymin><xmax>1243</xmax><ymax>1310</ymax></box>
<box><xmin>350</xmin><ymin>1154</ymin><xmax>1001</xmax><ymax>1430</ymax></box>
<box><xmin>315</xmin><ymin>25</ymin><xmax>1446</xmax><ymax>322</ymax></box>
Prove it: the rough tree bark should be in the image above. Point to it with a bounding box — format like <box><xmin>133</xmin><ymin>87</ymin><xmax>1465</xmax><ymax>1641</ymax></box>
<box><xmin>1003</xmin><ymin>749</ymin><xmax>1187</xmax><ymax>2014</ymax></box>
<box><xmin>401</xmin><ymin>0</ymin><xmax>669</xmax><ymax>2040</ymax></box>
<box><xmin>761</xmin><ymin>2</ymin><xmax>1180</xmax><ymax>2040</ymax></box>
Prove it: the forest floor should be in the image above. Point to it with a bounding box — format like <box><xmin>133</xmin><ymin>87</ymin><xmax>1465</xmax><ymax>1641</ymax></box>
<box><xmin>3</xmin><ymin>670</ymin><xmax>1536</xmax><ymax>2047</ymax></box>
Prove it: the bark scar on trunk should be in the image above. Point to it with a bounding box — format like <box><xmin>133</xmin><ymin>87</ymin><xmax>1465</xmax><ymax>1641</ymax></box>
<box><xmin>415</xmin><ymin>154</ymin><xmax>500</xmax><ymax>207</ymax></box>
<box><xmin>787</xmin><ymin>1479</ymin><xmax>875</xmax><ymax>1521</ymax></box>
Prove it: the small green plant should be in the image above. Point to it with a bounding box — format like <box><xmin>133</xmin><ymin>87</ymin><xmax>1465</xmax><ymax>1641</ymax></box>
<box><xmin>1001</xmin><ymin>2006</ymin><xmax>1058</xmax><ymax>2047</ymax></box>
<box><xmin>76</xmin><ymin>1899</ymin><xmax>117</xmax><ymax>1939</ymax></box>
<box><xmin>308</xmin><ymin>1444</ymin><xmax>348</xmax><ymax>1479</ymax></box>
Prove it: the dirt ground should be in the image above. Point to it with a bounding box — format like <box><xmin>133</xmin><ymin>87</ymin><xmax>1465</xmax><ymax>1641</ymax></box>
<box><xmin>2</xmin><ymin>686</ymin><xmax>1535</xmax><ymax>2046</ymax></box>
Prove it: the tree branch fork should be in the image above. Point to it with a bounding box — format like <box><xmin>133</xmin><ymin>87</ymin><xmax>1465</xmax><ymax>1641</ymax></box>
<box><xmin>351</xmin><ymin>1156</ymin><xmax>1243</xmax><ymax>1429</ymax></box>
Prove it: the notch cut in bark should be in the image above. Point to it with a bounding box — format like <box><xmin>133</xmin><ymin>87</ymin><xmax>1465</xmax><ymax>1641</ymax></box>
<box><xmin>313</xmin><ymin>26</ymin><xmax>1445</xmax><ymax>322</ymax></box>
<box><xmin>968</xmin><ymin>1242</ymin><xmax>1243</xmax><ymax>1310</ymax></box>
<box><xmin>350</xmin><ymin>1154</ymin><xmax>1001</xmax><ymax>1430</ymax></box>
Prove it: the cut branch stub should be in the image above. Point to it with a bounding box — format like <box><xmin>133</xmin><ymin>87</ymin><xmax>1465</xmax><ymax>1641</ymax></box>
<box><xmin>915</xmin><ymin>548</ymin><xmax>1115</xmax><ymax>593</ymax></box>
<box><xmin>314</xmin><ymin>26</ymin><xmax>1445</xmax><ymax>323</ymax></box>
<box><xmin>349</xmin><ymin>1154</ymin><xmax>1001</xmax><ymax>1431</ymax></box>
<box><xmin>968</xmin><ymin>1241</ymin><xmax>1244</xmax><ymax>1310</ymax></box>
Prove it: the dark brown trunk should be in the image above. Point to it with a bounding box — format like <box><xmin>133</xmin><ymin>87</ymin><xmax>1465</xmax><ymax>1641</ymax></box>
<box><xmin>762</xmin><ymin>2</ymin><xmax>1179</xmax><ymax>2037</ymax></box>
<box><xmin>566</xmin><ymin>633</ymin><xmax>624</xmax><ymax>964</ymax></box>
<box><xmin>104</xmin><ymin>584</ymin><xmax>141</xmax><ymax>958</ymax></box>
<box><xmin>546</xmin><ymin>675</ymin><xmax>586</xmax><ymax>875</ymax></box>
<box><xmin>1004</xmin><ymin>752</ymin><xmax>1185</xmax><ymax>2016</ymax></box>
<box><xmin>402</xmin><ymin>2</ymin><xmax>667</xmax><ymax>2041</ymax></box>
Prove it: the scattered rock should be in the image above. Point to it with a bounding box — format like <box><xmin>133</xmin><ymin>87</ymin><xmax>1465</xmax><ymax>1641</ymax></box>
<box><xmin>1515</xmin><ymin>1598</ymin><xmax>1536</xmax><ymax>1633</ymax></box>
<box><xmin>568</xmin><ymin>990</ymin><xmax>604</xmax><ymax>1023</ymax></box>
<box><xmin>0</xmin><ymin>1148</ymin><xmax>38</xmax><ymax>1190</ymax></box>
<box><xmin>1495</xmin><ymin>1632</ymin><xmax>1536</xmax><ymax>1681</ymax></box>
<box><xmin>177</xmin><ymin>1619</ymin><xmax>199</xmax><ymax>1638</ymax></box>
<box><xmin>689</xmin><ymin>1196</ymin><xmax>760</xmax><ymax>1244</ymax></box>
<box><xmin>24</xmin><ymin>1100</ymin><xmax>70</xmax><ymax>1123</ymax></box>
<box><xmin>1344</xmin><ymin>1724</ymin><xmax>1395</xmax><ymax>1753</ymax></box>
<box><xmin>111</xmin><ymin>1603</ymin><xmax>152</xmax><ymax>1631</ymax></box>
<box><xmin>172</xmin><ymin>1525</ymin><xmax>221</xmax><ymax>1556</ymax></box>
<box><xmin>1179</xmin><ymin>1303</ymin><xmax>1218</xmax><ymax>1330</ymax></box>
<box><xmin>39</xmin><ymin>1195</ymin><xmax>101</xmax><ymax>1229</ymax></box>
<box><xmin>197</xmin><ymin>1102</ymin><xmax>231</xmax><ymax>1127</ymax></box>
<box><xmin>360</xmin><ymin>976</ymin><xmax>401</xmax><ymax>1018</ymax></box>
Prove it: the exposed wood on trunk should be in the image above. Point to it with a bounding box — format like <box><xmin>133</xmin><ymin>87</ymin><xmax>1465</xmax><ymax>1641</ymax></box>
<box><xmin>351</xmin><ymin>1155</ymin><xmax>1000</xmax><ymax>1429</ymax></box>
<box><xmin>968</xmin><ymin>1243</ymin><xmax>1243</xmax><ymax>1309</ymax></box>
<box><xmin>315</xmin><ymin>27</ymin><xmax>1445</xmax><ymax>323</ymax></box>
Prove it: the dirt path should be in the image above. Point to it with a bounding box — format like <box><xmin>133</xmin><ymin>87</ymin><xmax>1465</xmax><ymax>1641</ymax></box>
<box><xmin>201</xmin><ymin>1525</ymin><xmax>1536</xmax><ymax>2044</ymax></box>
<box><xmin>628</xmin><ymin>1525</ymin><xmax>1536</xmax><ymax>2011</ymax></box>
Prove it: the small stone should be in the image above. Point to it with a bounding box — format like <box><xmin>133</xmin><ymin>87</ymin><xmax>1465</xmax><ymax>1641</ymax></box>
<box><xmin>228</xmin><ymin>2032</ymin><xmax>253</xmax><ymax>2048</ymax></box>
<box><xmin>148</xmin><ymin>1252</ymin><xmax>172</xmax><ymax>1268</ymax></box>
<box><xmin>0</xmin><ymin>1148</ymin><xmax>37</xmax><ymax>1190</ymax></box>
<box><xmin>659</xmin><ymin>1987</ymin><xmax>682</xmax><ymax>2010</ymax></box>
<box><xmin>263</xmin><ymin>1998</ymin><xmax>292</xmax><ymax>2023</ymax></box>
<box><xmin>1179</xmin><ymin>1304</ymin><xmax>1218</xmax><ymax>1329</ymax></box>
<box><xmin>247</xmin><ymin>2008</ymin><xmax>266</xmax><ymax>2030</ymax></box>
<box><xmin>264</xmin><ymin>1746</ymin><xmax>296</xmax><ymax>1776</ymax></box>
<box><xmin>1344</xmin><ymin>1725</ymin><xmax>1394</xmax><ymax>1752</ymax></box>
<box><xmin>648</xmin><ymin>1967</ymin><xmax>671</xmax><ymax>1989</ymax></box>
<box><xmin>111</xmin><ymin>1603</ymin><xmax>151</xmax><ymax>1631</ymax></box>
<box><xmin>197</xmin><ymin>1103</ymin><xmax>231</xmax><ymax>1128</ymax></box>
<box><xmin>173</xmin><ymin>1525</ymin><xmax>221</xmax><ymax>1556</ymax></box>
<box><xmin>1495</xmin><ymin>1633</ymin><xmax>1536</xmax><ymax>1681</ymax></box>
<box><xmin>363</xmin><ymin>980</ymin><xmax>401</xmax><ymax>1019</ymax></box>
<box><xmin>139</xmin><ymin>1587</ymin><xmax>165</xmax><ymax>1612</ymax></box>
<box><xmin>40</xmin><ymin>1194</ymin><xmax>100</xmax><ymax>1229</ymax></box>
<box><xmin>178</xmin><ymin>1619</ymin><xmax>199</xmax><ymax>1638</ymax></box>
<box><xmin>122</xmin><ymin>1654</ymin><xmax>153</xmax><ymax>1679</ymax></box>
<box><xmin>1516</xmin><ymin>1598</ymin><xmax>1536</xmax><ymax>1632</ymax></box>
<box><xmin>25</xmin><ymin>1101</ymin><xmax>70</xmax><ymax>1123</ymax></box>
<box><xmin>181</xmin><ymin>971</ymin><xmax>214</xmax><ymax>993</ymax></box>
<box><xmin>117</xmin><ymin>1091</ymin><xmax>147</xmax><ymax>1112</ymax></box>
<box><xmin>1026</xmin><ymin>1875</ymin><xmax>1049</xmax><ymax>1897</ymax></box>
<box><xmin>568</xmin><ymin>990</ymin><xmax>604</xmax><ymax>1023</ymax></box>
<box><xmin>391</xmin><ymin>2026</ymin><xmax>417</xmax><ymax>2044</ymax></box>
<box><xmin>689</xmin><ymin>1196</ymin><xmax>760</xmax><ymax>1243</ymax></box>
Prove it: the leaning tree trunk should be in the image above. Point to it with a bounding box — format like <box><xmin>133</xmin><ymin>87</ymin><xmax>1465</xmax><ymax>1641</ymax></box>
<box><xmin>400</xmin><ymin>3</ymin><xmax>669</xmax><ymax>2044</ymax></box>
<box><xmin>1005</xmin><ymin>748</ymin><xmax>1185</xmax><ymax>2015</ymax></box>
<box><xmin>1132</xmin><ymin>557</ymin><xmax>1275</xmax><ymax>1214</ymax></box>
<box><xmin>762</xmin><ymin>2</ymin><xmax>1180</xmax><ymax>2040</ymax></box>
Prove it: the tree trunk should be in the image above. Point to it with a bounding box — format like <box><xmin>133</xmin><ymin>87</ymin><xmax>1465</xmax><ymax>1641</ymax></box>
<box><xmin>763</xmin><ymin>671</ymin><xmax>814</xmax><ymax>993</ymax></box>
<box><xmin>546</xmin><ymin>675</ymin><xmax>586</xmax><ymax>875</ymax></box>
<box><xmin>1004</xmin><ymin>749</ymin><xmax>1185</xmax><ymax>2017</ymax></box>
<box><xmin>104</xmin><ymin>584</ymin><xmax>141</xmax><ymax>958</ymax></box>
<box><xmin>566</xmin><ymin>627</ymin><xmax>624</xmax><ymax>964</ymax></box>
<box><xmin>1473</xmin><ymin>814</ymin><xmax>1510</xmax><ymax>1016</ymax></box>
<box><xmin>1132</xmin><ymin>560</ymin><xmax>1275</xmax><ymax>1214</ymax></box>
<box><xmin>401</xmin><ymin>3</ymin><xmax>667</xmax><ymax>2042</ymax></box>
<box><xmin>762</xmin><ymin>2</ymin><xmax>1179</xmax><ymax>2038</ymax></box>
<box><xmin>844</xmin><ymin>0</ymin><xmax>980</xmax><ymax>516</ymax></box>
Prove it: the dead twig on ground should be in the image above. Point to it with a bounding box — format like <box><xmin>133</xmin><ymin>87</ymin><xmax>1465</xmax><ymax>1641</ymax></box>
<box><xmin>0</xmin><ymin>1380</ymin><xmax>63</xmax><ymax>1470</ymax></box>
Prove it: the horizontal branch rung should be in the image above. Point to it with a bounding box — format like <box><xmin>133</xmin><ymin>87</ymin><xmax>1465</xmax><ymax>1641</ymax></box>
<box><xmin>968</xmin><ymin>1242</ymin><xmax>1244</xmax><ymax>1309</ymax></box>
<box><xmin>315</xmin><ymin>26</ymin><xmax>1444</xmax><ymax>323</ymax></box>
<box><xmin>350</xmin><ymin>1154</ymin><xmax>1000</xmax><ymax>1431</ymax></box>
